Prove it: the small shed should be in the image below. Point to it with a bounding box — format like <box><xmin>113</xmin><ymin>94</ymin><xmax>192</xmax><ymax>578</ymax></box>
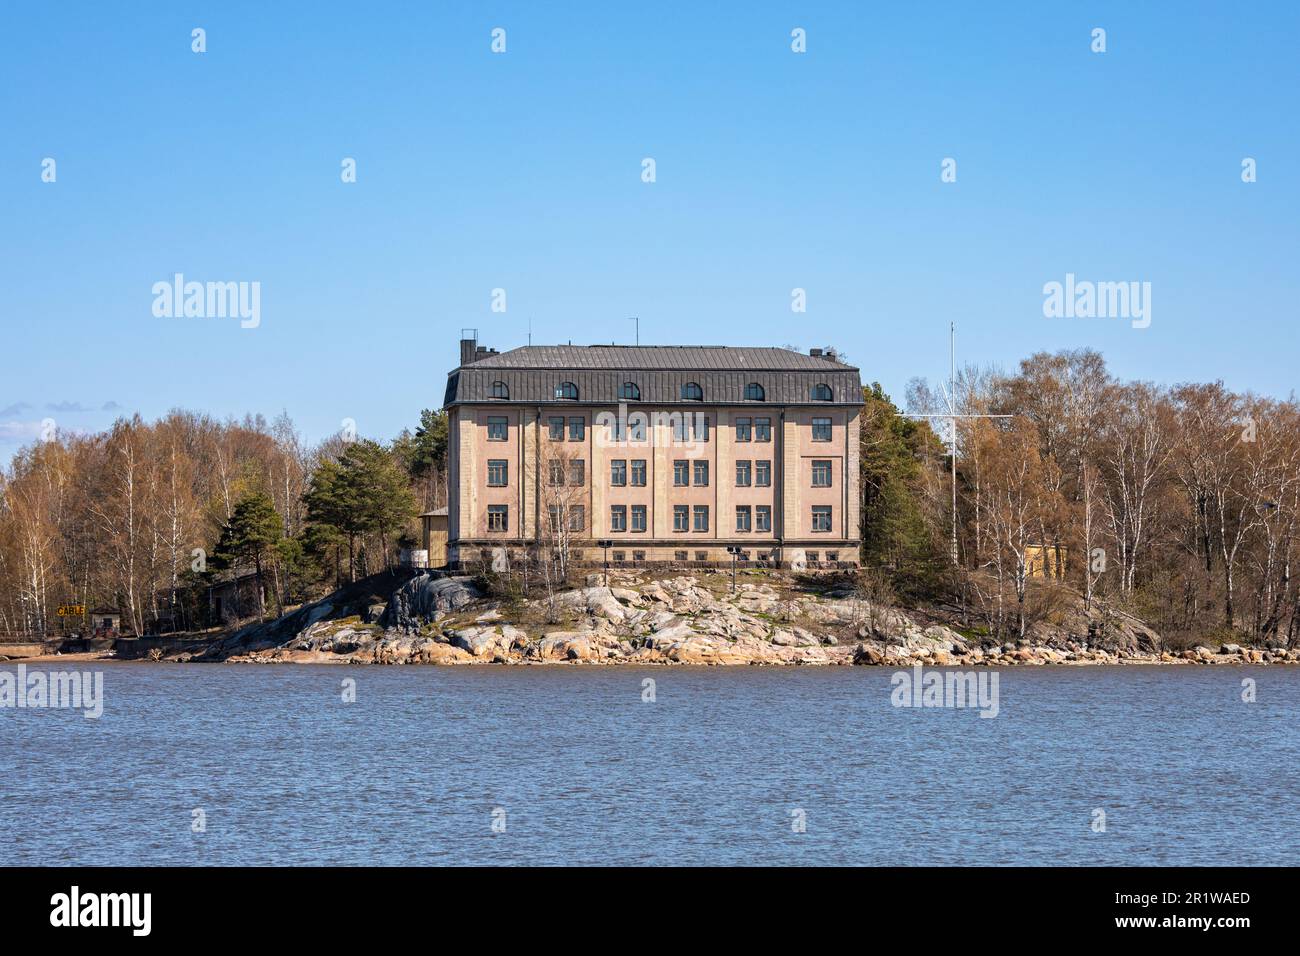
<box><xmin>89</xmin><ymin>608</ymin><xmax>121</xmax><ymax>635</ymax></box>
<box><xmin>421</xmin><ymin>507</ymin><xmax>449</xmax><ymax>569</ymax></box>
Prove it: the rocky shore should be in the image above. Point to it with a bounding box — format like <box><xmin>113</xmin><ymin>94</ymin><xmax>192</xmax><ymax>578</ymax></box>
<box><xmin>177</xmin><ymin>571</ymin><xmax>1300</xmax><ymax>667</ymax></box>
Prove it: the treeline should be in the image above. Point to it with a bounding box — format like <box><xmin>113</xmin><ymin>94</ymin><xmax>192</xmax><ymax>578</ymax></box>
<box><xmin>863</xmin><ymin>349</ymin><xmax>1300</xmax><ymax>645</ymax></box>
<box><xmin>0</xmin><ymin>409</ymin><xmax>448</xmax><ymax>636</ymax></box>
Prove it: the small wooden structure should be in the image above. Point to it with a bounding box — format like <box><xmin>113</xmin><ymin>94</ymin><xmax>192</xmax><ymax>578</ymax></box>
<box><xmin>421</xmin><ymin>508</ymin><xmax>449</xmax><ymax>569</ymax></box>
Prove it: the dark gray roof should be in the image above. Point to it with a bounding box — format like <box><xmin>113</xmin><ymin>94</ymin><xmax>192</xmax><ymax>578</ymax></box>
<box><xmin>468</xmin><ymin>345</ymin><xmax>856</xmax><ymax>372</ymax></box>
<box><xmin>444</xmin><ymin>345</ymin><xmax>862</xmax><ymax>407</ymax></box>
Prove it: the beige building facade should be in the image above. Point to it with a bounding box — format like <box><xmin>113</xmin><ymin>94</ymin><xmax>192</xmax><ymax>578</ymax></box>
<box><xmin>444</xmin><ymin>338</ymin><xmax>862</xmax><ymax>569</ymax></box>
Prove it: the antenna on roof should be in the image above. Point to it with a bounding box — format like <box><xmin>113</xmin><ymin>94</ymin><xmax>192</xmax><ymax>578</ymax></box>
<box><xmin>628</xmin><ymin>316</ymin><xmax>639</xmax><ymax>346</ymax></box>
<box><xmin>528</xmin><ymin>316</ymin><xmax>532</xmax><ymax>347</ymax></box>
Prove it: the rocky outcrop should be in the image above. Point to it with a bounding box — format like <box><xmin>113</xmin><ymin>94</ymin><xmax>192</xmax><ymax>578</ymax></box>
<box><xmin>383</xmin><ymin>574</ymin><xmax>483</xmax><ymax>629</ymax></box>
<box><xmin>187</xmin><ymin>567</ymin><xmax>1299</xmax><ymax>667</ymax></box>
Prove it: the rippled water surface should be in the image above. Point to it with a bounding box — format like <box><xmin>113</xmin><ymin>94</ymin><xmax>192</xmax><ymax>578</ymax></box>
<box><xmin>3</xmin><ymin>663</ymin><xmax>1297</xmax><ymax>865</ymax></box>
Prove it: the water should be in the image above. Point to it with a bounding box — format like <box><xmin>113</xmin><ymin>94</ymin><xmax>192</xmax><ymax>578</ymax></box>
<box><xmin>2</xmin><ymin>663</ymin><xmax>1297</xmax><ymax>865</ymax></box>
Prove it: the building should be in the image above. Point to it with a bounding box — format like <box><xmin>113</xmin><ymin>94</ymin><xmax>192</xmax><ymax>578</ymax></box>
<box><xmin>442</xmin><ymin>335</ymin><xmax>863</xmax><ymax>569</ymax></box>
<box><xmin>420</xmin><ymin>507</ymin><xmax>449</xmax><ymax>568</ymax></box>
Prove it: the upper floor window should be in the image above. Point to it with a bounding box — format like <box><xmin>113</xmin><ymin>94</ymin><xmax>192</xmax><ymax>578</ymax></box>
<box><xmin>745</xmin><ymin>382</ymin><xmax>765</xmax><ymax>401</ymax></box>
<box><xmin>812</xmin><ymin>460</ymin><xmax>833</xmax><ymax>487</ymax></box>
<box><xmin>556</xmin><ymin>381</ymin><xmax>579</xmax><ymax>400</ymax></box>
<box><xmin>811</xmin><ymin>383</ymin><xmax>833</xmax><ymax>401</ymax></box>
<box><xmin>491</xmin><ymin>381</ymin><xmax>509</xmax><ymax>399</ymax></box>
<box><xmin>681</xmin><ymin>382</ymin><xmax>703</xmax><ymax>401</ymax></box>
<box><xmin>610</xmin><ymin>460</ymin><xmax>628</xmax><ymax>486</ymax></box>
<box><xmin>812</xmin><ymin>417</ymin><xmax>832</xmax><ymax>442</ymax></box>
<box><xmin>547</xmin><ymin>417</ymin><xmax>565</xmax><ymax>441</ymax></box>
<box><xmin>811</xmin><ymin>505</ymin><xmax>833</xmax><ymax>532</ymax></box>
<box><xmin>568</xmin><ymin>417</ymin><xmax>585</xmax><ymax>441</ymax></box>
<box><xmin>755</xmin><ymin>417</ymin><xmax>772</xmax><ymax>442</ymax></box>
<box><xmin>487</xmin><ymin>505</ymin><xmax>509</xmax><ymax>532</ymax></box>
<box><xmin>487</xmin><ymin>459</ymin><xmax>509</xmax><ymax>487</ymax></box>
<box><xmin>486</xmin><ymin>416</ymin><xmax>508</xmax><ymax>441</ymax></box>
<box><xmin>619</xmin><ymin>382</ymin><xmax>640</xmax><ymax>401</ymax></box>
<box><xmin>735</xmin><ymin>418</ymin><xmax>751</xmax><ymax>442</ymax></box>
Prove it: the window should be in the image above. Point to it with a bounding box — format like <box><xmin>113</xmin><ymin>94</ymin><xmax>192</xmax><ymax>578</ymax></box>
<box><xmin>619</xmin><ymin>382</ymin><xmax>640</xmax><ymax>401</ymax></box>
<box><xmin>812</xmin><ymin>505</ymin><xmax>833</xmax><ymax>532</ymax></box>
<box><xmin>735</xmin><ymin>460</ymin><xmax>751</xmax><ymax>487</ymax></box>
<box><xmin>812</xmin><ymin>383</ymin><xmax>833</xmax><ymax>401</ymax></box>
<box><xmin>756</xmin><ymin>460</ymin><xmax>771</xmax><ymax>487</ymax></box>
<box><xmin>736</xmin><ymin>506</ymin><xmax>752</xmax><ymax>532</ymax></box>
<box><xmin>632</xmin><ymin>550</ymin><xmax>646</xmax><ymax>563</ymax></box>
<box><xmin>681</xmin><ymin>382</ymin><xmax>703</xmax><ymax>401</ymax></box>
<box><xmin>610</xmin><ymin>505</ymin><xmax>627</xmax><ymax>532</ymax></box>
<box><xmin>673</xmin><ymin>460</ymin><xmax>689</xmax><ymax>486</ymax></box>
<box><xmin>487</xmin><ymin>459</ymin><xmax>508</xmax><ymax>487</ymax></box>
<box><xmin>675</xmin><ymin>550</ymin><xmax>688</xmax><ymax>562</ymax></box>
<box><xmin>693</xmin><ymin>415</ymin><xmax>710</xmax><ymax>441</ymax></box>
<box><xmin>487</xmin><ymin>416</ymin><xmax>508</xmax><ymax>441</ymax></box>
<box><xmin>812</xmin><ymin>417</ymin><xmax>832</xmax><ymax>441</ymax></box>
<box><xmin>693</xmin><ymin>460</ymin><xmax>709</xmax><ymax>486</ymax></box>
<box><xmin>613</xmin><ymin>551</ymin><xmax>625</xmax><ymax>563</ymax></box>
<box><xmin>827</xmin><ymin>551</ymin><xmax>839</xmax><ymax>563</ymax></box>
<box><xmin>806</xmin><ymin>551</ymin><xmax>820</xmax><ymax>563</ymax></box>
<box><xmin>735</xmin><ymin>418</ymin><xmax>751</xmax><ymax>442</ymax></box>
<box><xmin>631</xmin><ymin>505</ymin><xmax>647</xmax><ymax>533</ymax></box>
<box><xmin>487</xmin><ymin>505</ymin><xmax>508</xmax><ymax>532</ymax></box>
<box><xmin>548</xmin><ymin>505</ymin><xmax>561</xmax><ymax>532</ymax></box>
<box><xmin>631</xmin><ymin>459</ymin><xmax>647</xmax><ymax>486</ymax></box>
<box><xmin>756</xmin><ymin>505</ymin><xmax>772</xmax><ymax>532</ymax></box>
<box><xmin>610</xmin><ymin>460</ymin><xmax>627</xmax><ymax>486</ymax></box>
<box><xmin>548</xmin><ymin>417</ymin><xmax>565</xmax><ymax>440</ymax></box>
<box><xmin>568</xmin><ymin>506</ymin><xmax>585</xmax><ymax>532</ymax></box>
<box><xmin>569</xmin><ymin>460</ymin><xmax>585</xmax><ymax>486</ymax></box>
<box><xmin>556</xmin><ymin>381</ymin><xmax>578</xmax><ymax>400</ymax></box>
<box><xmin>568</xmin><ymin>417</ymin><xmax>585</xmax><ymax>441</ymax></box>
<box><xmin>694</xmin><ymin>551</ymin><xmax>708</xmax><ymax>562</ymax></box>
<box><xmin>492</xmin><ymin>381</ymin><xmax>509</xmax><ymax>399</ymax></box>
<box><xmin>549</xmin><ymin>461</ymin><xmax>565</xmax><ymax>486</ymax></box>
<box><xmin>812</xmin><ymin>460</ymin><xmax>833</xmax><ymax>487</ymax></box>
<box><xmin>693</xmin><ymin>505</ymin><xmax>709</xmax><ymax>532</ymax></box>
<box><xmin>628</xmin><ymin>415</ymin><xmax>646</xmax><ymax>442</ymax></box>
<box><xmin>745</xmin><ymin>382</ymin><xmax>765</xmax><ymax>401</ymax></box>
<box><xmin>673</xmin><ymin>505</ymin><xmax>689</xmax><ymax>532</ymax></box>
<box><xmin>755</xmin><ymin>417</ymin><xmax>772</xmax><ymax>442</ymax></box>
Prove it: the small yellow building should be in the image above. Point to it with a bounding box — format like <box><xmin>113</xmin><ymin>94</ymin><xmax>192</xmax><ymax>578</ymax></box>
<box><xmin>1025</xmin><ymin>545</ymin><xmax>1068</xmax><ymax>579</ymax></box>
<box><xmin>421</xmin><ymin>508</ymin><xmax>449</xmax><ymax>569</ymax></box>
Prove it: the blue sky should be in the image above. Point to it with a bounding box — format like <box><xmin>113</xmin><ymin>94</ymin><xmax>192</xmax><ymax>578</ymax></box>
<box><xmin>2</xmin><ymin>1</ymin><xmax>1297</xmax><ymax>452</ymax></box>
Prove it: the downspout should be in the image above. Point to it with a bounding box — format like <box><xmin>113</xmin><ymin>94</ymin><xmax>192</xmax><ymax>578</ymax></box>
<box><xmin>776</xmin><ymin>408</ymin><xmax>786</xmax><ymax>564</ymax></box>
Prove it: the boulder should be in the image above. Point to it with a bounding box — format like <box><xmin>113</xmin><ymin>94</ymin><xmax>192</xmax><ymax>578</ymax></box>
<box><xmin>384</xmin><ymin>574</ymin><xmax>483</xmax><ymax>629</ymax></box>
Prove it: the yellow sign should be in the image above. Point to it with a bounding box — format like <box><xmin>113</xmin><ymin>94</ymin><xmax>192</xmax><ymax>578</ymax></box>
<box><xmin>57</xmin><ymin>604</ymin><xmax>86</xmax><ymax>617</ymax></box>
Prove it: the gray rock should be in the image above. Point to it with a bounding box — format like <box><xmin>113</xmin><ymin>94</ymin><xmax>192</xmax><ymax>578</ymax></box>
<box><xmin>384</xmin><ymin>574</ymin><xmax>484</xmax><ymax>629</ymax></box>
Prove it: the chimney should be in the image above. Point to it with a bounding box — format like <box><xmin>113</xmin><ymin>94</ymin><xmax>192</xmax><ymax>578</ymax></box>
<box><xmin>460</xmin><ymin>330</ymin><xmax>479</xmax><ymax>367</ymax></box>
<box><xmin>809</xmin><ymin>347</ymin><xmax>823</xmax><ymax>357</ymax></box>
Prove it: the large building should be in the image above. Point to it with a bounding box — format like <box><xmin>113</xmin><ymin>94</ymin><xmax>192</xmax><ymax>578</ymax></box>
<box><xmin>443</xmin><ymin>336</ymin><xmax>863</xmax><ymax>569</ymax></box>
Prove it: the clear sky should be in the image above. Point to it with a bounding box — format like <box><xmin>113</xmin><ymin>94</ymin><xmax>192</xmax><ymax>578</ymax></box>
<box><xmin>2</xmin><ymin>1</ymin><xmax>1297</xmax><ymax>452</ymax></box>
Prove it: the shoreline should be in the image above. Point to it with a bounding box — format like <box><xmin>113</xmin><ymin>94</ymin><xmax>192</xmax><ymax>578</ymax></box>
<box><xmin>6</xmin><ymin>647</ymin><xmax>1297</xmax><ymax>668</ymax></box>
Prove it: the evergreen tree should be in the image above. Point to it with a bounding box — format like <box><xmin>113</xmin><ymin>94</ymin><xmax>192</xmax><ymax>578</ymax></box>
<box><xmin>859</xmin><ymin>383</ymin><xmax>947</xmax><ymax>599</ymax></box>
<box><xmin>211</xmin><ymin>491</ymin><xmax>285</xmax><ymax>616</ymax></box>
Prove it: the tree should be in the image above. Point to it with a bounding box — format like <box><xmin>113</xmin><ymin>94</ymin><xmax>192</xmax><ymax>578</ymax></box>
<box><xmin>304</xmin><ymin>440</ymin><xmax>417</xmax><ymax>581</ymax></box>
<box><xmin>211</xmin><ymin>492</ymin><xmax>285</xmax><ymax>617</ymax></box>
<box><xmin>858</xmin><ymin>383</ymin><xmax>946</xmax><ymax>598</ymax></box>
